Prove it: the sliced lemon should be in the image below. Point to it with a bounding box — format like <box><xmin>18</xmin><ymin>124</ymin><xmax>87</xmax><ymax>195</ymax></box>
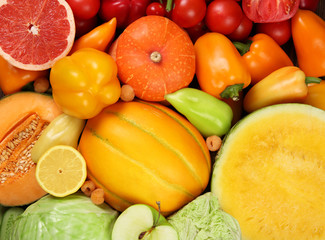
<box><xmin>36</xmin><ymin>145</ymin><xmax>87</xmax><ymax>197</ymax></box>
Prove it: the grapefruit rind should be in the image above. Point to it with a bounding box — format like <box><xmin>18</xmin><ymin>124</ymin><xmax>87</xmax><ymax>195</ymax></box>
<box><xmin>211</xmin><ymin>103</ymin><xmax>325</xmax><ymax>240</ymax></box>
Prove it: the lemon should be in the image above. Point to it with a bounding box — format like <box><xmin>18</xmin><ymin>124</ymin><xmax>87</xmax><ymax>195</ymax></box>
<box><xmin>36</xmin><ymin>145</ymin><xmax>87</xmax><ymax>197</ymax></box>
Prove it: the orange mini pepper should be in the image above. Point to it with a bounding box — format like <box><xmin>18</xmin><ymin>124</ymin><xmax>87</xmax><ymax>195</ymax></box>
<box><xmin>243</xmin><ymin>66</ymin><xmax>321</xmax><ymax>113</ymax></box>
<box><xmin>302</xmin><ymin>80</ymin><xmax>325</xmax><ymax>111</ymax></box>
<box><xmin>194</xmin><ymin>32</ymin><xmax>251</xmax><ymax>100</ymax></box>
<box><xmin>233</xmin><ymin>33</ymin><xmax>293</xmax><ymax>85</ymax></box>
<box><xmin>0</xmin><ymin>56</ymin><xmax>48</xmax><ymax>95</ymax></box>
<box><xmin>292</xmin><ymin>9</ymin><xmax>325</xmax><ymax>77</ymax></box>
<box><xmin>69</xmin><ymin>17</ymin><xmax>117</xmax><ymax>55</ymax></box>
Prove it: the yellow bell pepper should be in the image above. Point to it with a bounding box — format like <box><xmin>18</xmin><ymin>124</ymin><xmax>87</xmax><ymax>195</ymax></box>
<box><xmin>49</xmin><ymin>48</ymin><xmax>121</xmax><ymax>119</ymax></box>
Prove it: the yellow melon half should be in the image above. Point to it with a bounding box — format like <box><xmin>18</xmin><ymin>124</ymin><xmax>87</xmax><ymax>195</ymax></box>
<box><xmin>211</xmin><ymin>103</ymin><xmax>325</xmax><ymax>240</ymax></box>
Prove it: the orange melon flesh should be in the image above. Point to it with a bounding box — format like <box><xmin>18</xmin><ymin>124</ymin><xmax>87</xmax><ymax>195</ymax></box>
<box><xmin>211</xmin><ymin>103</ymin><xmax>325</xmax><ymax>240</ymax></box>
<box><xmin>0</xmin><ymin>92</ymin><xmax>62</xmax><ymax>206</ymax></box>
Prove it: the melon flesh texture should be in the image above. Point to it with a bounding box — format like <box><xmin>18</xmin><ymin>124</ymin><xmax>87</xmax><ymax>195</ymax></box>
<box><xmin>0</xmin><ymin>92</ymin><xmax>62</xmax><ymax>206</ymax></box>
<box><xmin>211</xmin><ymin>103</ymin><xmax>325</xmax><ymax>240</ymax></box>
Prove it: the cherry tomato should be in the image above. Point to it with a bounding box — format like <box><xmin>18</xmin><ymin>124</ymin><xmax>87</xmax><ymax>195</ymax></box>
<box><xmin>171</xmin><ymin>0</ymin><xmax>207</xmax><ymax>28</ymax></box>
<box><xmin>227</xmin><ymin>14</ymin><xmax>253</xmax><ymax>41</ymax></box>
<box><xmin>66</xmin><ymin>0</ymin><xmax>100</xmax><ymax>20</ymax></box>
<box><xmin>74</xmin><ymin>16</ymin><xmax>99</xmax><ymax>39</ymax></box>
<box><xmin>205</xmin><ymin>0</ymin><xmax>243</xmax><ymax>35</ymax></box>
<box><xmin>185</xmin><ymin>21</ymin><xmax>209</xmax><ymax>43</ymax></box>
<box><xmin>146</xmin><ymin>2</ymin><xmax>166</xmax><ymax>16</ymax></box>
<box><xmin>99</xmin><ymin>0</ymin><xmax>150</xmax><ymax>29</ymax></box>
<box><xmin>299</xmin><ymin>0</ymin><xmax>320</xmax><ymax>11</ymax></box>
<box><xmin>255</xmin><ymin>20</ymin><xmax>291</xmax><ymax>46</ymax></box>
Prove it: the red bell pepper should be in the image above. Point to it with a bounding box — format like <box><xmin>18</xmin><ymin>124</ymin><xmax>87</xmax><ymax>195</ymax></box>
<box><xmin>99</xmin><ymin>0</ymin><xmax>150</xmax><ymax>29</ymax></box>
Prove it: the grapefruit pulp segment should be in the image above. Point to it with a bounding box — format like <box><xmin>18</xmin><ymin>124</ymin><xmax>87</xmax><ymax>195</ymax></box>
<box><xmin>0</xmin><ymin>0</ymin><xmax>75</xmax><ymax>70</ymax></box>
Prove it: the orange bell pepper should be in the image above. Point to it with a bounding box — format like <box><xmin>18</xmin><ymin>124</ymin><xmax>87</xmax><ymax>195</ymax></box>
<box><xmin>233</xmin><ymin>33</ymin><xmax>293</xmax><ymax>85</ymax></box>
<box><xmin>243</xmin><ymin>66</ymin><xmax>321</xmax><ymax>113</ymax></box>
<box><xmin>194</xmin><ymin>32</ymin><xmax>251</xmax><ymax>100</ymax></box>
<box><xmin>50</xmin><ymin>48</ymin><xmax>121</xmax><ymax>119</ymax></box>
<box><xmin>69</xmin><ymin>17</ymin><xmax>117</xmax><ymax>55</ymax></box>
<box><xmin>0</xmin><ymin>56</ymin><xmax>49</xmax><ymax>95</ymax></box>
<box><xmin>292</xmin><ymin>9</ymin><xmax>325</xmax><ymax>77</ymax></box>
<box><xmin>302</xmin><ymin>80</ymin><xmax>325</xmax><ymax>111</ymax></box>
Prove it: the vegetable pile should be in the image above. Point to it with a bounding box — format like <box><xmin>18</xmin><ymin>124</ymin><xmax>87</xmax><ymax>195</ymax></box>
<box><xmin>0</xmin><ymin>0</ymin><xmax>325</xmax><ymax>239</ymax></box>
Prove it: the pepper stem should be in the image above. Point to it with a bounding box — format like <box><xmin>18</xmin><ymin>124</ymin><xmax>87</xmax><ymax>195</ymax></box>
<box><xmin>305</xmin><ymin>76</ymin><xmax>322</xmax><ymax>85</ymax></box>
<box><xmin>150</xmin><ymin>51</ymin><xmax>162</xmax><ymax>63</ymax></box>
<box><xmin>220</xmin><ymin>84</ymin><xmax>244</xmax><ymax>101</ymax></box>
<box><xmin>165</xmin><ymin>0</ymin><xmax>173</xmax><ymax>12</ymax></box>
<box><xmin>233</xmin><ymin>40</ymin><xmax>252</xmax><ymax>56</ymax></box>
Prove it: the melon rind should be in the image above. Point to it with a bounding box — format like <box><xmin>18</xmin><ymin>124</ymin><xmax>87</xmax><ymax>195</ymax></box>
<box><xmin>211</xmin><ymin>103</ymin><xmax>325</xmax><ymax>240</ymax></box>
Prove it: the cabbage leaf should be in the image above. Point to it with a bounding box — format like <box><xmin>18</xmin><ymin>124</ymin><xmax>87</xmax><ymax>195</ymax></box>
<box><xmin>168</xmin><ymin>192</ymin><xmax>241</xmax><ymax>240</ymax></box>
<box><xmin>10</xmin><ymin>192</ymin><xmax>118</xmax><ymax>240</ymax></box>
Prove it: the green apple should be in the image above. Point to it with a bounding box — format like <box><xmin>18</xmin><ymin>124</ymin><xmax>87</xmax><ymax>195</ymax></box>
<box><xmin>111</xmin><ymin>203</ymin><xmax>179</xmax><ymax>240</ymax></box>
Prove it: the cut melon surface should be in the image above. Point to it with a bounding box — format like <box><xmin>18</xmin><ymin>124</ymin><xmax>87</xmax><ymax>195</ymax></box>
<box><xmin>211</xmin><ymin>103</ymin><xmax>325</xmax><ymax>240</ymax></box>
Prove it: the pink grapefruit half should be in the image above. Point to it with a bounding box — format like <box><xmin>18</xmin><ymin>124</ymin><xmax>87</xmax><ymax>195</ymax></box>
<box><xmin>0</xmin><ymin>0</ymin><xmax>75</xmax><ymax>71</ymax></box>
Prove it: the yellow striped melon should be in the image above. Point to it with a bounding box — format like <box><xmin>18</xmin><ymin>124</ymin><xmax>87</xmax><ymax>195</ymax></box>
<box><xmin>78</xmin><ymin>101</ymin><xmax>211</xmax><ymax>216</ymax></box>
<box><xmin>211</xmin><ymin>103</ymin><xmax>325</xmax><ymax>240</ymax></box>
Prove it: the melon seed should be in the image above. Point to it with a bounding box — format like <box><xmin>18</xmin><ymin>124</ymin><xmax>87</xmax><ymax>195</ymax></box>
<box><xmin>0</xmin><ymin>113</ymin><xmax>49</xmax><ymax>184</ymax></box>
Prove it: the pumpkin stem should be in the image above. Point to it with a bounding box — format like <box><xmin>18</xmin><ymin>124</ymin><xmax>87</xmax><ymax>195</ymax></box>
<box><xmin>150</xmin><ymin>51</ymin><xmax>162</xmax><ymax>63</ymax></box>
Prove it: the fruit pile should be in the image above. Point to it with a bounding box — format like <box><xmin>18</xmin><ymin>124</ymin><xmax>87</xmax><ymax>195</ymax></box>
<box><xmin>0</xmin><ymin>0</ymin><xmax>325</xmax><ymax>239</ymax></box>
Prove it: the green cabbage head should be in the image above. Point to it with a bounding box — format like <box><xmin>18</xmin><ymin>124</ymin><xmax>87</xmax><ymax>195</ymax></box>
<box><xmin>10</xmin><ymin>192</ymin><xmax>119</xmax><ymax>240</ymax></box>
<box><xmin>168</xmin><ymin>192</ymin><xmax>241</xmax><ymax>240</ymax></box>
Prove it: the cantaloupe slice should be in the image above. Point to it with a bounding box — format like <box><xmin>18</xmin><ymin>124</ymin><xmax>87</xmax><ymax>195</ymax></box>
<box><xmin>211</xmin><ymin>103</ymin><xmax>325</xmax><ymax>240</ymax></box>
<box><xmin>0</xmin><ymin>92</ymin><xmax>62</xmax><ymax>206</ymax></box>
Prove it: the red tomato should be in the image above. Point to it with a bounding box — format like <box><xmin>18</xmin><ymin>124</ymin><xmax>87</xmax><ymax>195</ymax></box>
<box><xmin>227</xmin><ymin>14</ymin><xmax>253</xmax><ymax>41</ymax></box>
<box><xmin>171</xmin><ymin>0</ymin><xmax>207</xmax><ymax>28</ymax></box>
<box><xmin>185</xmin><ymin>21</ymin><xmax>209</xmax><ymax>43</ymax></box>
<box><xmin>255</xmin><ymin>20</ymin><xmax>291</xmax><ymax>46</ymax></box>
<box><xmin>146</xmin><ymin>2</ymin><xmax>166</xmax><ymax>16</ymax></box>
<box><xmin>242</xmin><ymin>0</ymin><xmax>300</xmax><ymax>23</ymax></box>
<box><xmin>299</xmin><ymin>0</ymin><xmax>320</xmax><ymax>11</ymax></box>
<box><xmin>66</xmin><ymin>0</ymin><xmax>100</xmax><ymax>20</ymax></box>
<box><xmin>205</xmin><ymin>0</ymin><xmax>243</xmax><ymax>35</ymax></box>
<box><xmin>74</xmin><ymin>16</ymin><xmax>99</xmax><ymax>39</ymax></box>
<box><xmin>99</xmin><ymin>0</ymin><xmax>150</xmax><ymax>29</ymax></box>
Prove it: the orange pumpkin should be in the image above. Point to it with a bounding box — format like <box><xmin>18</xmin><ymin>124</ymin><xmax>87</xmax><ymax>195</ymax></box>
<box><xmin>78</xmin><ymin>101</ymin><xmax>211</xmax><ymax>215</ymax></box>
<box><xmin>115</xmin><ymin>16</ymin><xmax>196</xmax><ymax>102</ymax></box>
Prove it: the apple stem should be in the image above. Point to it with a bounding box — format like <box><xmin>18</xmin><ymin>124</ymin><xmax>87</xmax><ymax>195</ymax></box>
<box><xmin>138</xmin><ymin>201</ymin><xmax>162</xmax><ymax>239</ymax></box>
<box><xmin>153</xmin><ymin>201</ymin><xmax>161</xmax><ymax>227</ymax></box>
